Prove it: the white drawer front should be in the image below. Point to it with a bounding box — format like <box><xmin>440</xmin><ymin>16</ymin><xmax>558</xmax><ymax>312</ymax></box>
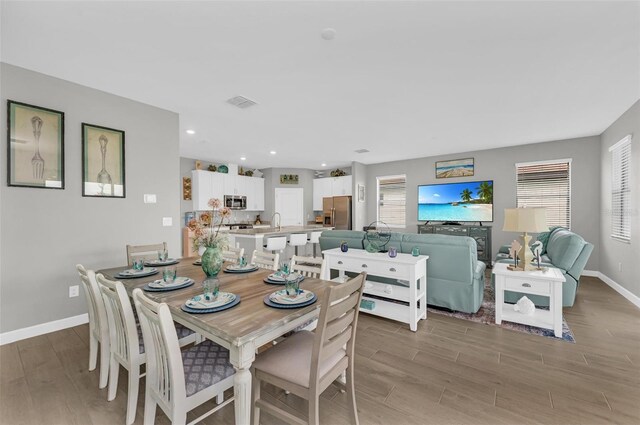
<box><xmin>330</xmin><ymin>257</ymin><xmax>410</xmax><ymax>279</ymax></box>
<box><xmin>505</xmin><ymin>277</ymin><xmax>550</xmax><ymax>296</ymax></box>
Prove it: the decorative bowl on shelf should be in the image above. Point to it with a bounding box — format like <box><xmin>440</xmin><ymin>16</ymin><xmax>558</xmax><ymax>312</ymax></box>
<box><xmin>207</xmin><ymin>164</ymin><xmax>217</xmax><ymax>172</ymax></box>
<box><xmin>218</xmin><ymin>165</ymin><xmax>229</xmax><ymax>174</ymax></box>
<box><xmin>245</xmin><ymin>170</ymin><xmax>254</xmax><ymax>177</ymax></box>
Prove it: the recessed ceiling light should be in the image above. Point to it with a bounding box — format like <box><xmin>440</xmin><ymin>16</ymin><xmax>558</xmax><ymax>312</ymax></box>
<box><xmin>240</xmin><ymin>157</ymin><xmax>246</xmax><ymax>161</ymax></box>
<box><xmin>321</xmin><ymin>28</ymin><xmax>336</xmax><ymax>41</ymax></box>
<box><xmin>321</xmin><ymin>163</ymin><xmax>327</xmax><ymax>167</ymax></box>
<box><xmin>186</xmin><ymin>129</ymin><xmax>195</xmax><ymax>135</ymax></box>
<box><xmin>270</xmin><ymin>151</ymin><xmax>277</xmax><ymax>155</ymax></box>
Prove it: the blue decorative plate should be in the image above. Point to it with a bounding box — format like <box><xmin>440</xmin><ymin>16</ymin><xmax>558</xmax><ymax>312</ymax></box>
<box><xmin>263</xmin><ymin>293</ymin><xmax>317</xmax><ymax>309</ymax></box>
<box><xmin>181</xmin><ymin>296</ymin><xmax>241</xmax><ymax>314</ymax></box>
<box><xmin>115</xmin><ymin>268</ymin><xmax>158</xmax><ymax>279</ymax></box>
<box><xmin>263</xmin><ymin>276</ymin><xmax>305</xmax><ymax>285</ymax></box>
<box><xmin>143</xmin><ymin>279</ymin><xmax>194</xmax><ymax>292</ymax></box>
<box><xmin>224</xmin><ymin>265</ymin><xmax>259</xmax><ymax>273</ymax></box>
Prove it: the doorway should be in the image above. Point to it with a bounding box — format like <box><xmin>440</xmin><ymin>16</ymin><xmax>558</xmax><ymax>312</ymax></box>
<box><xmin>274</xmin><ymin>188</ymin><xmax>304</xmax><ymax>226</ymax></box>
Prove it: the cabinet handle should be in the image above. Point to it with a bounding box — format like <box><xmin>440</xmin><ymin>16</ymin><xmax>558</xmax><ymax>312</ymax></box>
<box><xmin>337</xmin><ymin>261</ymin><xmax>343</xmax><ymax>265</ymax></box>
<box><xmin>389</xmin><ymin>267</ymin><xmax>396</xmax><ymax>272</ymax></box>
<box><xmin>522</xmin><ymin>283</ymin><xmax>531</xmax><ymax>288</ymax></box>
<box><xmin>361</xmin><ymin>264</ymin><xmax>368</xmax><ymax>268</ymax></box>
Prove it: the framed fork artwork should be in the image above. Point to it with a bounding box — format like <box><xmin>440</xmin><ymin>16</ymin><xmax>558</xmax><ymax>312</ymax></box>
<box><xmin>82</xmin><ymin>123</ymin><xmax>125</xmax><ymax>198</ymax></box>
<box><xmin>7</xmin><ymin>100</ymin><xmax>65</xmax><ymax>189</ymax></box>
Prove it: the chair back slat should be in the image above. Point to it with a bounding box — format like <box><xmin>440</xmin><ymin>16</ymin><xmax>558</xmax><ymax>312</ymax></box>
<box><xmin>97</xmin><ymin>274</ymin><xmax>140</xmax><ymax>362</ymax></box>
<box><xmin>76</xmin><ymin>265</ymin><xmax>108</xmax><ymax>339</ymax></box>
<box><xmin>309</xmin><ymin>273</ymin><xmax>365</xmax><ymax>388</ymax></box>
<box><xmin>289</xmin><ymin>255</ymin><xmax>325</xmax><ymax>279</ymax></box>
<box><xmin>133</xmin><ymin>289</ymin><xmax>185</xmax><ymax>408</ymax></box>
<box><xmin>126</xmin><ymin>242</ymin><xmax>167</xmax><ymax>266</ymax></box>
<box><xmin>222</xmin><ymin>246</ymin><xmax>245</xmax><ymax>263</ymax></box>
<box><xmin>251</xmin><ymin>250</ymin><xmax>279</xmax><ymax>271</ymax></box>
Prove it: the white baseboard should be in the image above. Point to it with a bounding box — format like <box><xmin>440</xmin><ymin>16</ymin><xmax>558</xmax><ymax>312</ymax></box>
<box><xmin>582</xmin><ymin>269</ymin><xmax>599</xmax><ymax>277</ymax></box>
<box><xmin>593</xmin><ymin>272</ymin><xmax>640</xmax><ymax>309</ymax></box>
<box><xmin>0</xmin><ymin>313</ymin><xmax>89</xmax><ymax>346</ymax></box>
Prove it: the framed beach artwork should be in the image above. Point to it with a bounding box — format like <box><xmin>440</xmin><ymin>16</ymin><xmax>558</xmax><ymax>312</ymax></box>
<box><xmin>7</xmin><ymin>100</ymin><xmax>65</xmax><ymax>189</ymax></box>
<box><xmin>435</xmin><ymin>158</ymin><xmax>474</xmax><ymax>179</ymax></box>
<box><xmin>82</xmin><ymin>123</ymin><xmax>125</xmax><ymax>198</ymax></box>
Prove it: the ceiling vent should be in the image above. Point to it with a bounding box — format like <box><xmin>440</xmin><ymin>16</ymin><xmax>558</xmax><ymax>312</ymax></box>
<box><xmin>227</xmin><ymin>96</ymin><xmax>257</xmax><ymax>109</ymax></box>
<box><xmin>354</xmin><ymin>149</ymin><xmax>370</xmax><ymax>154</ymax></box>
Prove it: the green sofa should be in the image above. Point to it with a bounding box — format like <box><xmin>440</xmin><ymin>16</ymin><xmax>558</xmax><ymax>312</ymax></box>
<box><xmin>319</xmin><ymin>230</ymin><xmax>486</xmax><ymax>313</ymax></box>
<box><xmin>493</xmin><ymin>228</ymin><xmax>593</xmax><ymax>307</ymax></box>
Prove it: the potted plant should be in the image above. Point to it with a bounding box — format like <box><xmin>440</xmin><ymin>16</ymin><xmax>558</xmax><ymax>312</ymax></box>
<box><xmin>188</xmin><ymin>198</ymin><xmax>231</xmax><ymax>277</ymax></box>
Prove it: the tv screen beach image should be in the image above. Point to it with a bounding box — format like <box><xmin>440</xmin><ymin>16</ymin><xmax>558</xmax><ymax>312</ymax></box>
<box><xmin>418</xmin><ymin>181</ymin><xmax>493</xmax><ymax>222</ymax></box>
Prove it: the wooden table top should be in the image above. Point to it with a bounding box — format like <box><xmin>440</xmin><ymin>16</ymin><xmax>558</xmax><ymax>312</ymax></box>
<box><xmin>98</xmin><ymin>258</ymin><xmax>334</xmax><ymax>347</ymax></box>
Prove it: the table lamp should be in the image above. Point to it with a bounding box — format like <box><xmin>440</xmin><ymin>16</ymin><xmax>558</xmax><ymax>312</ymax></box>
<box><xmin>503</xmin><ymin>207</ymin><xmax>547</xmax><ymax>271</ymax></box>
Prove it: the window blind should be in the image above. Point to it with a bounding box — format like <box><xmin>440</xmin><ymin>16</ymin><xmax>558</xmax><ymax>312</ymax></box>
<box><xmin>378</xmin><ymin>175</ymin><xmax>406</xmax><ymax>226</ymax></box>
<box><xmin>610</xmin><ymin>135</ymin><xmax>632</xmax><ymax>242</ymax></box>
<box><xmin>516</xmin><ymin>160</ymin><xmax>571</xmax><ymax>228</ymax></box>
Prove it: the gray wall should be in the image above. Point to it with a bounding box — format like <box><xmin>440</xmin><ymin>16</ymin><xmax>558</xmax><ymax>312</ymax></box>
<box><xmin>599</xmin><ymin>100</ymin><xmax>640</xmax><ymax>297</ymax></box>
<box><xmin>0</xmin><ymin>63</ymin><xmax>181</xmax><ymax>333</ymax></box>
<box><xmin>364</xmin><ymin>136</ymin><xmax>601</xmax><ymax>271</ymax></box>
<box><xmin>262</xmin><ymin>168</ymin><xmax>316</xmax><ymax>223</ymax></box>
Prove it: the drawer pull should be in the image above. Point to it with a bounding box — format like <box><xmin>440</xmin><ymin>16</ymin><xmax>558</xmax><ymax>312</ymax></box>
<box><xmin>522</xmin><ymin>283</ymin><xmax>531</xmax><ymax>288</ymax></box>
<box><xmin>361</xmin><ymin>264</ymin><xmax>368</xmax><ymax>268</ymax></box>
<box><xmin>337</xmin><ymin>261</ymin><xmax>343</xmax><ymax>265</ymax></box>
<box><xmin>389</xmin><ymin>267</ymin><xmax>396</xmax><ymax>272</ymax></box>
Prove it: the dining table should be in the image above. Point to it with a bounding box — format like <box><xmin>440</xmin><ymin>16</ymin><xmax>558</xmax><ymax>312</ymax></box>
<box><xmin>98</xmin><ymin>257</ymin><xmax>335</xmax><ymax>425</ymax></box>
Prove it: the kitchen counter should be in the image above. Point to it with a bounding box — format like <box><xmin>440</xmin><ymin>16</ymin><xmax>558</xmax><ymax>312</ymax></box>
<box><xmin>229</xmin><ymin>225</ymin><xmax>330</xmax><ymax>237</ymax></box>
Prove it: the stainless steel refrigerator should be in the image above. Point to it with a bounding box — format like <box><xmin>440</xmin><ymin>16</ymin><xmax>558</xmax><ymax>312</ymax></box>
<box><xmin>323</xmin><ymin>196</ymin><xmax>352</xmax><ymax>230</ymax></box>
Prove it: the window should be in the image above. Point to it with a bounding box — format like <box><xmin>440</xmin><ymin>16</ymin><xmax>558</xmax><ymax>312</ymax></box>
<box><xmin>377</xmin><ymin>175</ymin><xmax>406</xmax><ymax>227</ymax></box>
<box><xmin>610</xmin><ymin>135</ymin><xmax>632</xmax><ymax>242</ymax></box>
<box><xmin>516</xmin><ymin>159</ymin><xmax>571</xmax><ymax>228</ymax></box>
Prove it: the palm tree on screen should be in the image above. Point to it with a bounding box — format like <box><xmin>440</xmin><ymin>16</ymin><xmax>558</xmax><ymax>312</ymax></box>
<box><xmin>476</xmin><ymin>181</ymin><xmax>493</xmax><ymax>203</ymax></box>
<box><xmin>460</xmin><ymin>189</ymin><xmax>473</xmax><ymax>202</ymax></box>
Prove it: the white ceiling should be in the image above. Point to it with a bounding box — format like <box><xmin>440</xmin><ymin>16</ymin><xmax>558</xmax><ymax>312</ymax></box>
<box><xmin>2</xmin><ymin>1</ymin><xmax>639</xmax><ymax>170</ymax></box>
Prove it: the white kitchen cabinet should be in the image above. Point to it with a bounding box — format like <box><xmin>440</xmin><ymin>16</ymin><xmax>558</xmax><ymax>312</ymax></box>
<box><xmin>312</xmin><ymin>175</ymin><xmax>353</xmax><ymax>210</ymax></box>
<box><xmin>192</xmin><ymin>170</ymin><xmax>264</xmax><ymax>211</ymax></box>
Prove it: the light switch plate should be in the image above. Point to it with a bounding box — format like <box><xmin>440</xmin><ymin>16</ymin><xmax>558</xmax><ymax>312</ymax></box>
<box><xmin>162</xmin><ymin>217</ymin><xmax>173</xmax><ymax>227</ymax></box>
<box><xmin>69</xmin><ymin>285</ymin><xmax>80</xmax><ymax>298</ymax></box>
<box><xmin>144</xmin><ymin>194</ymin><xmax>157</xmax><ymax>204</ymax></box>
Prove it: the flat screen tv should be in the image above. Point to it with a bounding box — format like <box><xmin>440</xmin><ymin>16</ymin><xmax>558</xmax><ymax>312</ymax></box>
<box><xmin>418</xmin><ymin>180</ymin><xmax>493</xmax><ymax>223</ymax></box>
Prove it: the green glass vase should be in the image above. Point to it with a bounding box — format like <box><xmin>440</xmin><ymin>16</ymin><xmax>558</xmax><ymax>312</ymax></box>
<box><xmin>201</xmin><ymin>246</ymin><xmax>223</xmax><ymax>278</ymax></box>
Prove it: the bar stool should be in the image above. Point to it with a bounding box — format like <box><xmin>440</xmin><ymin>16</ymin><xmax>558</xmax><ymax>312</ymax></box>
<box><xmin>264</xmin><ymin>236</ymin><xmax>287</xmax><ymax>256</ymax></box>
<box><xmin>288</xmin><ymin>233</ymin><xmax>308</xmax><ymax>257</ymax></box>
<box><xmin>308</xmin><ymin>231</ymin><xmax>323</xmax><ymax>257</ymax></box>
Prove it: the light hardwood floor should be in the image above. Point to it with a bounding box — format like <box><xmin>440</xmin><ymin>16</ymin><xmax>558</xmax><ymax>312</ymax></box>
<box><xmin>1</xmin><ymin>275</ymin><xmax>639</xmax><ymax>425</ymax></box>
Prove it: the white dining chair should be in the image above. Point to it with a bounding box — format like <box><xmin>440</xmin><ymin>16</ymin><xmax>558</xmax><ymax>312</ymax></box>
<box><xmin>307</xmin><ymin>231</ymin><xmax>323</xmax><ymax>257</ymax></box>
<box><xmin>126</xmin><ymin>242</ymin><xmax>168</xmax><ymax>266</ymax></box>
<box><xmin>222</xmin><ymin>246</ymin><xmax>245</xmax><ymax>263</ymax></box>
<box><xmin>251</xmin><ymin>273</ymin><xmax>366</xmax><ymax>425</ymax></box>
<box><xmin>76</xmin><ymin>264</ymin><xmax>110</xmax><ymax>389</ymax></box>
<box><xmin>133</xmin><ymin>289</ymin><xmax>235</xmax><ymax>425</ymax></box>
<box><xmin>288</xmin><ymin>233</ymin><xmax>308</xmax><ymax>257</ymax></box>
<box><xmin>96</xmin><ymin>273</ymin><xmax>197</xmax><ymax>425</ymax></box>
<box><xmin>289</xmin><ymin>255</ymin><xmax>325</xmax><ymax>279</ymax></box>
<box><xmin>251</xmin><ymin>249</ymin><xmax>279</xmax><ymax>271</ymax></box>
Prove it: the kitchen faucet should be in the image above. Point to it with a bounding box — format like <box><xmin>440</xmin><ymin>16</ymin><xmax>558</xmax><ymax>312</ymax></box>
<box><xmin>271</xmin><ymin>212</ymin><xmax>281</xmax><ymax>231</ymax></box>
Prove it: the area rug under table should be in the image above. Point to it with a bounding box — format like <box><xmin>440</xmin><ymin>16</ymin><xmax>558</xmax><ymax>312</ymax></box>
<box><xmin>427</xmin><ymin>281</ymin><xmax>576</xmax><ymax>343</ymax></box>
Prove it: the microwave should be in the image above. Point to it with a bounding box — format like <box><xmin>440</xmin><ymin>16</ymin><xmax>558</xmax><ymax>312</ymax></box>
<box><xmin>224</xmin><ymin>195</ymin><xmax>247</xmax><ymax>210</ymax></box>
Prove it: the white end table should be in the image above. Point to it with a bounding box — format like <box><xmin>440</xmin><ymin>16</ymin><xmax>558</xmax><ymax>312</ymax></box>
<box><xmin>492</xmin><ymin>263</ymin><xmax>566</xmax><ymax>337</ymax></box>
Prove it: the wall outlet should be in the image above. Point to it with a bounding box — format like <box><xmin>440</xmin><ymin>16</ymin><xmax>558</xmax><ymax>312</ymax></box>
<box><xmin>162</xmin><ymin>217</ymin><xmax>173</xmax><ymax>227</ymax></box>
<box><xmin>618</xmin><ymin>262</ymin><xmax>623</xmax><ymax>272</ymax></box>
<box><xmin>69</xmin><ymin>285</ymin><xmax>80</xmax><ymax>298</ymax></box>
<box><xmin>144</xmin><ymin>194</ymin><xmax>157</xmax><ymax>204</ymax></box>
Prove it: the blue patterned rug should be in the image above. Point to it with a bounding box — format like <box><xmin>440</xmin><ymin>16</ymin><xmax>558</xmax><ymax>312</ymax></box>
<box><xmin>428</xmin><ymin>280</ymin><xmax>576</xmax><ymax>343</ymax></box>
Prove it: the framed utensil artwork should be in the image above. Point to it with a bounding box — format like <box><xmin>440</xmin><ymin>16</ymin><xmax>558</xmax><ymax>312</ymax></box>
<box><xmin>82</xmin><ymin>123</ymin><xmax>125</xmax><ymax>198</ymax></box>
<box><xmin>7</xmin><ymin>100</ymin><xmax>65</xmax><ymax>189</ymax></box>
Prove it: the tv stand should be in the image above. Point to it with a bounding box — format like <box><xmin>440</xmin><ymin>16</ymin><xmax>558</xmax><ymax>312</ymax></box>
<box><xmin>417</xmin><ymin>223</ymin><xmax>492</xmax><ymax>265</ymax></box>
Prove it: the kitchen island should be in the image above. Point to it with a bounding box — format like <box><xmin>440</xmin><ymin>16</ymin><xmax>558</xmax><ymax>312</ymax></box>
<box><xmin>228</xmin><ymin>225</ymin><xmax>332</xmax><ymax>259</ymax></box>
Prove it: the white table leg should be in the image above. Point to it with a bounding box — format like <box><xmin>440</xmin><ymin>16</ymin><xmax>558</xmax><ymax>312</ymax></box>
<box><xmin>230</xmin><ymin>344</ymin><xmax>255</xmax><ymax>425</ymax></box>
<box><xmin>495</xmin><ymin>276</ymin><xmax>503</xmax><ymax>325</ymax></box>
<box><xmin>552</xmin><ymin>282</ymin><xmax>563</xmax><ymax>337</ymax></box>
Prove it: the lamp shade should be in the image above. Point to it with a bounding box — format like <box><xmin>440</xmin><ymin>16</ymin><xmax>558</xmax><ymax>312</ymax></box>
<box><xmin>503</xmin><ymin>208</ymin><xmax>547</xmax><ymax>233</ymax></box>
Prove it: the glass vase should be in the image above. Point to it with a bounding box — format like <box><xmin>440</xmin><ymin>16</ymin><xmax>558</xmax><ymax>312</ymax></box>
<box><xmin>201</xmin><ymin>246</ymin><xmax>223</xmax><ymax>278</ymax></box>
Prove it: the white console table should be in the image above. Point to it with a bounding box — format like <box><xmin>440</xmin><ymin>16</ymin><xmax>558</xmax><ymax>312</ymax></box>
<box><xmin>322</xmin><ymin>248</ymin><xmax>428</xmax><ymax>331</ymax></box>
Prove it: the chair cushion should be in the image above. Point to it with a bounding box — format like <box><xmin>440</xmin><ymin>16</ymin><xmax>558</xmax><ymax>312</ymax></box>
<box><xmin>252</xmin><ymin>330</ymin><xmax>345</xmax><ymax>388</ymax></box>
<box><xmin>546</xmin><ymin>229</ymin><xmax>586</xmax><ymax>272</ymax></box>
<box><xmin>183</xmin><ymin>340</ymin><xmax>235</xmax><ymax>397</ymax></box>
<box><xmin>136</xmin><ymin>320</ymin><xmax>195</xmax><ymax>354</ymax></box>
